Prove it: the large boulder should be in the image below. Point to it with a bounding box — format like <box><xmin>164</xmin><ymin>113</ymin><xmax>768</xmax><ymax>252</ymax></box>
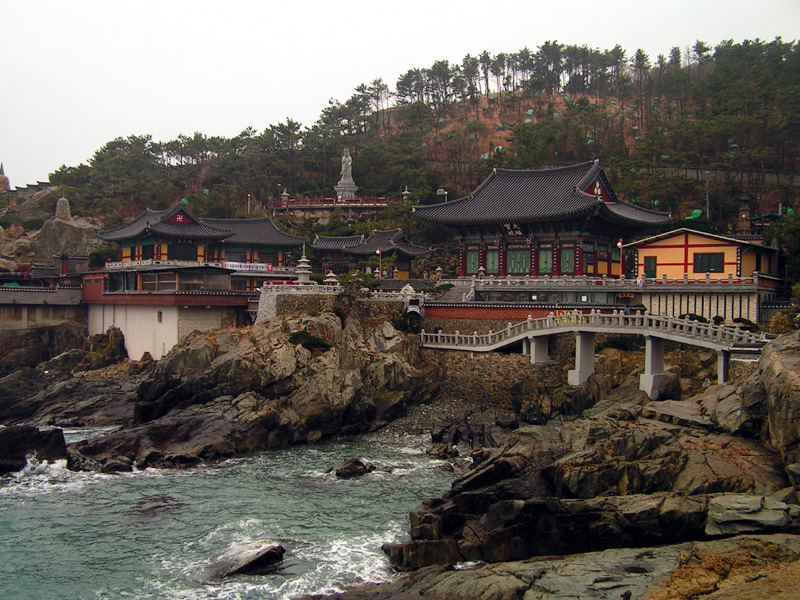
<box><xmin>0</xmin><ymin>425</ymin><xmax>67</xmax><ymax>473</ymax></box>
<box><xmin>204</xmin><ymin>542</ymin><xmax>285</xmax><ymax>579</ymax></box>
<box><xmin>67</xmin><ymin>310</ymin><xmax>438</xmax><ymax>471</ymax></box>
<box><xmin>740</xmin><ymin>331</ymin><xmax>800</xmax><ymax>464</ymax></box>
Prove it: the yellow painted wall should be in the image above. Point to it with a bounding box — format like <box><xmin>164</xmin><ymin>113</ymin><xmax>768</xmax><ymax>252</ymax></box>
<box><xmin>197</xmin><ymin>245</ymin><xmax>205</xmax><ymax>261</ymax></box>
<box><xmin>122</xmin><ymin>247</ymin><xmax>131</xmax><ymax>261</ymax></box>
<box><xmin>636</xmin><ymin>232</ymin><xmax>740</xmax><ymax>279</ymax></box>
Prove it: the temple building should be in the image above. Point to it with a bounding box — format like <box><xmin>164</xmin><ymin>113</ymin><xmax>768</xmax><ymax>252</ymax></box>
<box><xmin>413</xmin><ymin>160</ymin><xmax>673</xmax><ymax>278</ymax></box>
<box><xmin>98</xmin><ymin>200</ymin><xmax>306</xmax><ymax>290</ymax></box>
<box><xmin>312</xmin><ymin>229</ymin><xmax>431</xmax><ymax>278</ymax></box>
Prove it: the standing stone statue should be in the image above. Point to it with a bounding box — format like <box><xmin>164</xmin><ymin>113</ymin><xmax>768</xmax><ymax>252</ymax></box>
<box><xmin>334</xmin><ymin>148</ymin><xmax>358</xmax><ymax>200</ymax></box>
<box><xmin>341</xmin><ymin>148</ymin><xmax>352</xmax><ymax>179</ymax></box>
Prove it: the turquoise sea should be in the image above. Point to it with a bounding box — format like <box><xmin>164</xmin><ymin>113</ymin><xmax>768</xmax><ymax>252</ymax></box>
<box><xmin>0</xmin><ymin>430</ymin><xmax>455</xmax><ymax>599</ymax></box>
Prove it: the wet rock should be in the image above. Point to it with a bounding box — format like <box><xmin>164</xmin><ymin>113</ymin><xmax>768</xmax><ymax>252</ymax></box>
<box><xmin>426</xmin><ymin>443</ymin><xmax>458</xmax><ymax>459</ymax></box>
<box><xmin>100</xmin><ymin>457</ymin><xmax>133</xmax><ymax>473</ymax></box>
<box><xmin>0</xmin><ymin>425</ymin><xmax>67</xmax><ymax>473</ymax></box>
<box><xmin>67</xmin><ymin>310</ymin><xmax>438</xmax><ymax>471</ymax></box>
<box><xmin>334</xmin><ymin>458</ymin><xmax>375</xmax><ymax>479</ymax></box>
<box><xmin>205</xmin><ymin>542</ymin><xmax>285</xmax><ymax>579</ymax></box>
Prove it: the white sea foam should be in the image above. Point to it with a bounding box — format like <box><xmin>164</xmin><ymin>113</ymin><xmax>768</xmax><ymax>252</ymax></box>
<box><xmin>0</xmin><ymin>457</ymin><xmax>108</xmax><ymax>497</ymax></box>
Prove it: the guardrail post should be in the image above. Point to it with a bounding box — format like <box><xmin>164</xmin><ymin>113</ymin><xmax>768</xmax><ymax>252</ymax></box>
<box><xmin>474</xmin><ymin>331</ymin><xmax>479</xmax><ymax>345</ymax></box>
<box><xmin>455</xmin><ymin>331</ymin><xmax>460</xmax><ymax>345</ymax></box>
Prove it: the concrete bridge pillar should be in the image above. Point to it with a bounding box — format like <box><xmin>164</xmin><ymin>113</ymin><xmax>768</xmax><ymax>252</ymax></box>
<box><xmin>717</xmin><ymin>350</ymin><xmax>730</xmax><ymax>383</ymax></box>
<box><xmin>639</xmin><ymin>336</ymin><xmax>667</xmax><ymax>400</ymax></box>
<box><xmin>528</xmin><ymin>335</ymin><xmax>552</xmax><ymax>364</ymax></box>
<box><xmin>568</xmin><ymin>331</ymin><xmax>595</xmax><ymax>385</ymax></box>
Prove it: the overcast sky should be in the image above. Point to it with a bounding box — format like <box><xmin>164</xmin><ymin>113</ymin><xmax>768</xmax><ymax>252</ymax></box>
<box><xmin>1</xmin><ymin>0</ymin><xmax>798</xmax><ymax>188</ymax></box>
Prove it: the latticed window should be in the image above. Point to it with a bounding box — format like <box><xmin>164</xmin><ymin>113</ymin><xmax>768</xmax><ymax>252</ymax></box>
<box><xmin>466</xmin><ymin>251</ymin><xmax>479</xmax><ymax>274</ymax></box>
<box><xmin>486</xmin><ymin>251</ymin><xmax>499</xmax><ymax>274</ymax></box>
<box><xmin>560</xmin><ymin>248</ymin><xmax>575</xmax><ymax>274</ymax></box>
<box><xmin>538</xmin><ymin>249</ymin><xmax>553</xmax><ymax>273</ymax></box>
<box><xmin>507</xmin><ymin>250</ymin><xmax>530</xmax><ymax>274</ymax></box>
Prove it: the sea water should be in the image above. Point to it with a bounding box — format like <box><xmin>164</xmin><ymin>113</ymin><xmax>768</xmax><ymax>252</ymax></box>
<box><xmin>0</xmin><ymin>431</ymin><xmax>456</xmax><ymax>600</ymax></box>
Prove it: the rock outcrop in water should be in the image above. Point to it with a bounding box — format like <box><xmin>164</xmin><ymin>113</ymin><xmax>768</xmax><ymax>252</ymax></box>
<box><xmin>0</xmin><ymin>424</ymin><xmax>68</xmax><ymax>474</ymax></box>
<box><xmin>66</xmin><ymin>308</ymin><xmax>437</xmax><ymax>471</ymax></box>
<box><xmin>380</xmin><ymin>331</ymin><xmax>800</xmax><ymax>576</ymax></box>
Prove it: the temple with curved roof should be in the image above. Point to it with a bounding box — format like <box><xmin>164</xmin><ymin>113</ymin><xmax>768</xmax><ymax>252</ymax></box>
<box><xmin>414</xmin><ymin>160</ymin><xmax>673</xmax><ymax>278</ymax></box>
<box><xmin>312</xmin><ymin>229</ymin><xmax>431</xmax><ymax>278</ymax></box>
<box><xmin>99</xmin><ymin>201</ymin><xmax>306</xmax><ymax>290</ymax></box>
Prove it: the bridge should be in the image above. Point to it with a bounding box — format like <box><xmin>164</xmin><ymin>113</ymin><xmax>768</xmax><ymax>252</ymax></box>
<box><xmin>420</xmin><ymin>311</ymin><xmax>770</xmax><ymax>399</ymax></box>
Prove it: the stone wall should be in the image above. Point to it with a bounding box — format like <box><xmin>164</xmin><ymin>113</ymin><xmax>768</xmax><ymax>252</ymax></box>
<box><xmin>0</xmin><ymin>304</ymin><xmax>87</xmax><ymax>332</ymax></box>
<box><xmin>422</xmin><ymin>345</ymin><xmax>632</xmax><ymax>420</ymax></box>
<box><xmin>274</xmin><ymin>294</ymin><xmax>406</xmax><ymax>324</ymax></box>
<box><xmin>642</xmin><ymin>290</ymin><xmax>760</xmax><ymax>323</ymax></box>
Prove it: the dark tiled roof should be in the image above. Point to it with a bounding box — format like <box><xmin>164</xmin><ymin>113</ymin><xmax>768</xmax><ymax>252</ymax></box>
<box><xmin>413</xmin><ymin>161</ymin><xmax>673</xmax><ymax>228</ymax></box>
<box><xmin>99</xmin><ymin>204</ymin><xmax>233</xmax><ymax>243</ymax></box>
<box><xmin>203</xmin><ymin>217</ymin><xmax>306</xmax><ymax>248</ymax></box>
<box><xmin>100</xmin><ymin>204</ymin><xmax>307</xmax><ymax>247</ymax></box>
<box><xmin>345</xmin><ymin>229</ymin><xmax>432</xmax><ymax>259</ymax></box>
<box><xmin>312</xmin><ymin>234</ymin><xmax>364</xmax><ymax>251</ymax></box>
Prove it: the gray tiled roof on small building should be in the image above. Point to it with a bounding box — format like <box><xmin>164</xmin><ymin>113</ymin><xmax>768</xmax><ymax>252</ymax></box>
<box><xmin>312</xmin><ymin>234</ymin><xmax>365</xmax><ymax>251</ymax></box>
<box><xmin>204</xmin><ymin>217</ymin><xmax>306</xmax><ymax>248</ymax></box>
<box><xmin>344</xmin><ymin>229</ymin><xmax>432</xmax><ymax>258</ymax></box>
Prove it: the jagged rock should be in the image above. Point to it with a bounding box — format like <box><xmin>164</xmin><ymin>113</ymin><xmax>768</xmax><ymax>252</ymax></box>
<box><xmin>706</xmin><ymin>494</ymin><xmax>794</xmax><ymax>536</ymax></box>
<box><xmin>426</xmin><ymin>443</ymin><xmax>459</xmax><ymax>459</ymax></box>
<box><xmin>67</xmin><ymin>310</ymin><xmax>437</xmax><ymax>471</ymax></box>
<box><xmin>333</xmin><ymin>458</ymin><xmax>375</xmax><ymax>479</ymax></box>
<box><xmin>0</xmin><ymin>425</ymin><xmax>67</xmax><ymax>473</ymax></box>
<box><xmin>740</xmin><ymin>331</ymin><xmax>800</xmax><ymax>464</ymax></box>
<box><xmin>204</xmin><ymin>542</ymin><xmax>285</xmax><ymax>579</ymax></box>
<box><xmin>298</xmin><ymin>535</ymin><xmax>800</xmax><ymax>600</ymax></box>
<box><xmin>100</xmin><ymin>457</ymin><xmax>133</xmax><ymax>473</ymax></box>
<box><xmin>385</xmin><ymin>373</ymin><xmax>791</xmax><ymax>571</ymax></box>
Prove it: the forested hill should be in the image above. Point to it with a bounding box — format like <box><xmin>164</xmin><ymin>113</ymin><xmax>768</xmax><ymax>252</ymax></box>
<box><xmin>34</xmin><ymin>37</ymin><xmax>800</xmax><ymax>233</ymax></box>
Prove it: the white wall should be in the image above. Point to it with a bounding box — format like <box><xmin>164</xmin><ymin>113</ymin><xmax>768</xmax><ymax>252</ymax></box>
<box><xmin>88</xmin><ymin>304</ymin><xmax>179</xmax><ymax>360</ymax></box>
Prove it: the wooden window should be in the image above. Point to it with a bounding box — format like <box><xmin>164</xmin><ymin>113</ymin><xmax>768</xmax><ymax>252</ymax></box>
<box><xmin>693</xmin><ymin>252</ymin><xmax>724</xmax><ymax>273</ymax></box>
<box><xmin>486</xmin><ymin>251</ymin><xmax>499</xmax><ymax>274</ymax></box>
<box><xmin>507</xmin><ymin>250</ymin><xmax>529</xmax><ymax>274</ymax></box>
<box><xmin>644</xmin><ymin>256</ymin><xmax>657</xmax><ymax>278</ymax></box>
<box><xmin>538</xmin><ymin>248</ymin><xmax>553</xmax><ymax>273</ymax></box>
<box><xmin>560</xmin><ymin>248</ymin><xmax>575</xmax><ymax>274</ymax></box>
<box><xmin>466</xmin><ymin>251</ymin><xmax>479</xmax><ymax>274</ymax></box>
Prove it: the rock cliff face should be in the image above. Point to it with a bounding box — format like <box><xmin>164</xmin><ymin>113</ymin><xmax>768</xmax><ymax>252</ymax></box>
<box><xmin>383</xmin><ymin>332</ymin><xmax>800</xmax><ymax>572</ymax></box>
<box><xmin>67</xmin><ymin>309</ymin><xmax>437</xmax><ymax>471</ymax></box>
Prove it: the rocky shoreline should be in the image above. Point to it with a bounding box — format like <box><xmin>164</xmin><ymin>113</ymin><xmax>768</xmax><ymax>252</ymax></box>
<box><xmin>3</xmin><ymin>311</ymin><xmax>800</xmax><ymax>599</ymax></box>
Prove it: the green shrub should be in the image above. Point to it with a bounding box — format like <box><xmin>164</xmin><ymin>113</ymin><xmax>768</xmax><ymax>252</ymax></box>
<box><xmin>678</xmin><ymin>313</ymin><xmax>708</xmax><ymax>323</ymax></box>
<box><xmin>392</xmin><ymin>309</ymin><xmax>421</xmax><ymax>333</ymax></box>
<box><xmin>712</xmin><ymin>315</ymin><xmax>725</xmax><ymax>325</ymax></box>
<box><xmin>732</xmin><ymin>317</ymin><xmax>759</xmax><ymax>332</ymax></box>
<box><xmin>333</xmin><ymin>306</ymin><xmax>346</xmax><ymax>328</ymax></box>
<box><xmin>597</xmin><ymin>334</ymin><xmax>645</xmax><ymax>352</ymax></box>
<box><xmin>22</xmin><ymin>218</ymin><xmax>45</xmax><ymax>231</ymax></box>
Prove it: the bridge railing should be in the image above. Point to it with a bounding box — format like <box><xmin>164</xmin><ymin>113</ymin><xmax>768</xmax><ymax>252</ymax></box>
<box><xmin>421</xmin><ymin>310</ymin><xmax>767</xmax><ymax>349</ymax></box>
